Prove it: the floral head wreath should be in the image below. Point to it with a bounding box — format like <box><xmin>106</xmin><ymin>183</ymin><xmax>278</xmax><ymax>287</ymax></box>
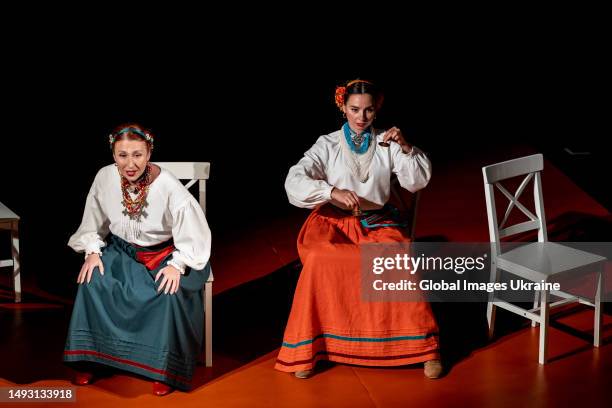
<box><xmin>108</xmin><ymin>127</ymin><xmax>154</xmax><ymax>149</ymax></box>
<box><xmin>334</xmin><ymin>79</ymin><xmax>374</xmax><ymax>111</ymax></box>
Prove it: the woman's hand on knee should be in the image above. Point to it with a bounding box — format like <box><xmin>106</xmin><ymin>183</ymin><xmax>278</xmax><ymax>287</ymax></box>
<box><xmin>155</xmin><ymin>265</ymin><xmax>181</xmax><ymax>295</ymax></box>
<box><xmin>77</xmin><ymin>253</ymin><xmax>105</xmax><ymax>284</ymax></box>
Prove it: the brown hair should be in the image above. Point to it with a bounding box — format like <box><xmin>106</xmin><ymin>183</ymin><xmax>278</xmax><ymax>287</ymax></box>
<box><xmin>335</xmin><ymin>79</ymin><xmax>384</xmax><ymax>111</ymax></box>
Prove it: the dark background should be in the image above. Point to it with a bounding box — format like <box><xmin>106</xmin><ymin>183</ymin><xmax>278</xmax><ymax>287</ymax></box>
<box><xmin>0</xmin><ymin>30</ymin><xmax>608</xmax><ymax>300</ymax></box>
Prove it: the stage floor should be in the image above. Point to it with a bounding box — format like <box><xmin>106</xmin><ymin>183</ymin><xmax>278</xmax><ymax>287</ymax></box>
<box><xmin>1</xmin><ymin>145</ymin><xmax>610</xmax><ymax>407</ymax></box>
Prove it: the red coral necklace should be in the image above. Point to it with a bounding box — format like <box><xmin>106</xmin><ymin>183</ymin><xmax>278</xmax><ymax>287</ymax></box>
<box><xmin>119</xmin><ymin>164</ymin><xmax>151</xmax><ymax>221</ymax></box>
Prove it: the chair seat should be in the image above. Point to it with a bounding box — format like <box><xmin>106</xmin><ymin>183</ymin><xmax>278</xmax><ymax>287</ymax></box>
<box><xmin>497</xmin><ymin>242</ymin><xmax>606</xmax><ymax>282</ymax></box>
<box><xmin>0</xmin><ymin>201</ymin><xmax>19</xmax><ymax>222</ymax></box>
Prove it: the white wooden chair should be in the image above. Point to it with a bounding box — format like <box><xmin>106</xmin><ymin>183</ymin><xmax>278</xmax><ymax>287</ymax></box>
<box><xmin>156</xmin><ymin>162</ymin><xmax>213</xmax><ymax>367</ymax></box>
<box><xmin>0</xmin><ymin>201</ymin><xmax>21</xmax><ymax>303</ymax></box>
<box><xmin>483</xmin><ymin>154</ymin><xmax>606</xmax><ymax>364</ymax></box>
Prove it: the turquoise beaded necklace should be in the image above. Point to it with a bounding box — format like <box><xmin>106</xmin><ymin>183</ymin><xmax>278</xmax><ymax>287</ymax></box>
<box><xmin>342</xmin><ymin>122</ymin><xmax>372</xmax><ymax>154</ymax></box>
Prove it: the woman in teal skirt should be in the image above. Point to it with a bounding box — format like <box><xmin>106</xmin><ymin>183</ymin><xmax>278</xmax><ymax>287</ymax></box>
<box><xmin>64</xmin><ymin>124</ymin><xmax>211</xmax><ymax>396</ymax></box>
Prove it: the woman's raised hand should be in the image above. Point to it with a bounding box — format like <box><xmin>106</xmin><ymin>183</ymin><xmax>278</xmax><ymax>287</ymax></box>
<box><xmin>331</xmin><ymin>187</ymin><xmax>360</xmax><ymax>209</ymax></box>
<box><xmin>77</xmin><ymin>253</ymin><xmax>105</xmax><ymax>284</ymax></box>
<box><xmin>382</xmin><ymin>127</ymin><xmax>413</xmax><ymax>154</ymax></box>
<box><xmin>155</xmin><ymin>265</ymin><xmax>181</xmax><ymax>295</ymax></box>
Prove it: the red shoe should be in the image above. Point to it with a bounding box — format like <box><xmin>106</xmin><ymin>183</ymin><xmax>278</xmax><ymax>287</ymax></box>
<box><xmin>73</xmin><ymin>371</ymin><xmax>94</xmax><ymax>386</ymax></box>
<box><xmin>152</xmin><ymin>381</ymin><xmax>173</xmax><ymax>396</ymax></box>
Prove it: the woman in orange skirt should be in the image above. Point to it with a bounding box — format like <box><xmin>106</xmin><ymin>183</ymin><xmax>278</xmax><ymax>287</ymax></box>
<box><xmin>275</xmin><ymin>79</ymin><xmax>442</xmax><ymax>379</ymax></box>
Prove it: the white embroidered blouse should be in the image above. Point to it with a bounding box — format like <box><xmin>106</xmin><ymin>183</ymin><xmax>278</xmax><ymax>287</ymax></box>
<box><xmin>285</xmin><ymin>128</ymin><xmax>432</xmax><ymax>210</ymax></box>
<box><xmin>68</xmin><ymin>164</ymin><xmax>211</xmax><ymax>273</ymax></box>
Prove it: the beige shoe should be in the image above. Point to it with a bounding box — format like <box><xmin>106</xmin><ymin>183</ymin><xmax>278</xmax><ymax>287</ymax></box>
<box><xmin>424</xmin><ymin>359</ymin><xmax>443</xmax><ymax>379</ymax></box>
<box><xmin>294</xmin><ymin>370</ymin><xmax>313</xmax><ymax>379</ymax></box>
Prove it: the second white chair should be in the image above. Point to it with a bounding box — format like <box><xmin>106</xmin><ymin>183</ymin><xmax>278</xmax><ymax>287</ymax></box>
<box><xmin>482</xmin><ymin>153</ymin><xmax>605</xmax><ymax>364</ymax></box>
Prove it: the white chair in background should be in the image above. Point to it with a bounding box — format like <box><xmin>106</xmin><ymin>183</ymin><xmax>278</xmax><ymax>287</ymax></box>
<box><xmin>0</xmin><ymin>201</ymin><xmax>20</xmax><ymax>303</ymax></box>
<box><xmin>482</xmin><ymin>153</ymin><xmax>606</xmax><ymax>364</ymax></box>
<box><xmin>156</xmin><ymin>162</ymin><xmax>214</xmax><ymax>367</ymax></box>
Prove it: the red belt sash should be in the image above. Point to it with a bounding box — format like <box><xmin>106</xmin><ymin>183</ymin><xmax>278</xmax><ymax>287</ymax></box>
<box><xmin>135</xmin><ymin>244</ymin><xmax>175</xmax><ymax>271</ymax></box>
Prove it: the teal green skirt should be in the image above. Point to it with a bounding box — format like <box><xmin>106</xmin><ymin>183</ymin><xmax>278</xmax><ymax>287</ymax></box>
<box><xmin>64</xmin><ymin>234</ymin><xmax>210</xmax><ymax>390</ymax></box>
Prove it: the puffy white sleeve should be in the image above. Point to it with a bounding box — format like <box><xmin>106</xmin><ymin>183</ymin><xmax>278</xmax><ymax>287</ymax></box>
<box><xmin>285</xmin><ymin>136</ymin><xmax>334</xmax><ymax>209</ymax></box>
<box><xmin>68</xmin><ymin>170</ymin><xmax>110</xmax><ymax>255</ymax></box>
<box><xmin>391</xmin><ymin>144</ymin><xmax>432</xmax><ymax>192</ymax></box>
<box><xmin>166</xmin><ymin>197</ymin><xmax>211</xmax><ymax>273</ymax></box>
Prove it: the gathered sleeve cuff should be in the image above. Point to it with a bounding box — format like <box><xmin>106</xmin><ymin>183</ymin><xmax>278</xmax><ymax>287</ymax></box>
<box><xmin>167</xmin><ymin>258</ymin><xmax>187</xmax><ymax>275</ymax></box>
<box><xmin>68</xmin><ymin>171</ymin><xmax>110</xmax><ymax>254</ymax></box>
<box><xmin>391</xmin><ymin>144</ymin><xmax>432</xmax><ymax>193</ymax></box>
<box><xmin>169</xmin><ymin>198</ymin><xmax>211</xmax><ymax>273</ymax></box>
<box><xmin>285</xmin><ymin>137</ymin><xmax>334</xmax><ymax>209</ymax></box>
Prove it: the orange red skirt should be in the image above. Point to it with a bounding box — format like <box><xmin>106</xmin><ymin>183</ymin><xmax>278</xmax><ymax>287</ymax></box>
<box><xmin>275</xmin><ymin>205</ymin><xmax>440</xmax><ymax>372</ymax></box>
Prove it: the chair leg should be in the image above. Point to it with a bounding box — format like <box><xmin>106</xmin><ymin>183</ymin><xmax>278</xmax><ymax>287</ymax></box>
<box><xmin>539</xmin><ymin>289</ymin><xmax>549</xmax><ymax>365</ymax></box>
<box><xmin>532</xmin><ymin>290</ymin><xmax>540</xmax><ymax>327</ymax></box>
<box><xmin>486</xmin><ymin>302</ymin><xmax>496</xmax><ymax>339</ymax></box>
<box><xmin>205</xmin><ymin>281</ymin><xmax>213</xmax><ymax>367</ymax></box>
<box><xmin>594</xmin><ymin>269</ymin><xmax>602</xmax><ymax>347</ymax></box>
<box><xmin>487</xmin><ymin>263</ymin><xmax>499</xmax><ymax>339</ymax></box>
<box><xmin>11</xmin><ymin>222</ymin><xmax>21</xmax><ymax>303</ymax></box>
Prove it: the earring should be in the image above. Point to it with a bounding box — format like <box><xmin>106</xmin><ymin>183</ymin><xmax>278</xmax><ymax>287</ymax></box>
<box><xmin>342</xmin><ymin>112</ymin><xmax>346</xmax><ymax>118</ymax></box>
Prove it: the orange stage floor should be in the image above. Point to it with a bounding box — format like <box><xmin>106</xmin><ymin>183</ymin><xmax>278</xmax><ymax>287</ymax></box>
<box><xmin>1</xmin><ymin>146</ymin><xmax>610</xmax><ymax>407</ymax></box>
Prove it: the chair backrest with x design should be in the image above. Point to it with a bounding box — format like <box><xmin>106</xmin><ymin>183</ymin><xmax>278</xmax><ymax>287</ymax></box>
<box><xmin>482</xmin><ymin>154</ymin><xmax>547</xmax><ymax>255</ymax></box>
<box><xmin>156</xmin><ymin>162</ymin><xmax>210</xmax><ymax>213</ymax></box>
